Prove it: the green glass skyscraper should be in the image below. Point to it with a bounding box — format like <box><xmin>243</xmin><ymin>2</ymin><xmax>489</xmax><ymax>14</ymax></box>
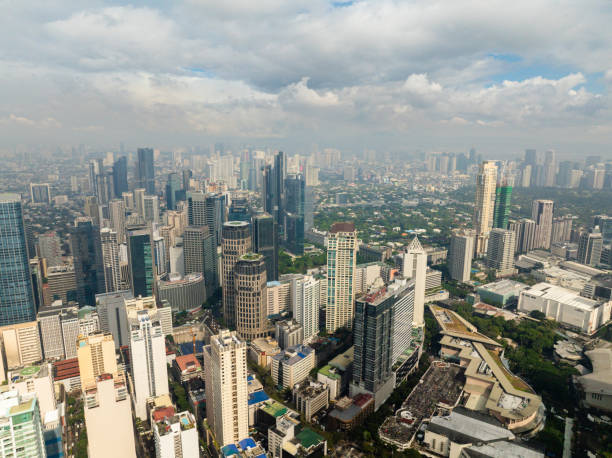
<box><xmin>493</xmin><ymin>185</ymin><xmax>512</xmax><ymax>229</ymax></box>
<box><xmin>127</xmin><ymin>226</ymin><xmax>154</xmax><ymax>297</ymax></box>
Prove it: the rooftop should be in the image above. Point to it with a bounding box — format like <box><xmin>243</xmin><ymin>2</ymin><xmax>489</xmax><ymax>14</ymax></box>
<box><xmin>522</xmin><ymin>283</ymin><xmax>602</xmax><ymax>311</ymax></box>
<box><xmin>427</xmin><ymin>408</ymin><xmax>514</xmax><ymax>444</ymax></box>
<box><xmin>478</xmin><ymin>279</ymin><xmax>529</xmax><ymax>296</ymax></box>
<box><xmin>295</xmin><ymin>428</ymin><xmax>325</xmax><ymax>449</ymax></box>
<box><xmin>260</xmin><ymin>400</ymin><xmax>288</xmax><ymax>418</ymax></box>
<box><xmin>579</xmin><ymin>348</ymin><xmax>612</xmax><ymax>396</ymax></box>
<box><xmin>318</xmin><ymin>365</ymin><xmax>341</xmax><ymax>380</ymax></box>
<box><xmin>330</xmin><ymin>222</ymin><xmax>355</xmax><ymax>233</ymax></box>
<box><xmin>174</xmin><ymin>354</ymin><xmax>201</xmax><ymax>373</ymax></box>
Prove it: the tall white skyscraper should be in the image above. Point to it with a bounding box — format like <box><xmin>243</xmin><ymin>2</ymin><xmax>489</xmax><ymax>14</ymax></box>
<box><xmin>204</xmin><ymin>330</ymin><xmax>248</xmax><ymax>447</ymax></box>
<box><xmin>101</xmin><ymin>228</ymin><xmax>121</xmax><ymax>293</ymax></box>
<box><xmin>473</xmin><ymin>161</ymin><xmax>498</xmax><ymax>255</ymax></box>
<box><xmin>532</xmin><ymin>199</ymin><xmax>554</xmax><ymax>250</ymax></box>
<box><xmin>401</xmin><ymin>237</ymin><xmax>427</xmax><ymax>326</ymax></box>
<box><xmin>291</xmin><ymin>275</ymin><xmax>321</xmax><ymax>342</ymax></box>
<box><xmin>129</xmin><ymin>308</ymin><xmax>169</xmax><ymax>419</ymax></box>
<box><xmin>449</xmin><ymin>229</ymin><xmax>475</xmax><ymax>282</ymax></box>
<box><xmin>486</xmin><ymin>229</ymin><xmax>516</xmax><ymax>274</ymax></box>
<box><xmin>109</xmin><ymin>199</ymin><xmax>126</xmax><ymax>244</ymax></box>
<box><xmin>143</xmin><ymin>195</ymin><xmax>160</xmax><ymax>224</ymax></box>
<box><xmin>326</xmin><ymin>222</ymin><xmax>359</xmax><ymax>333</ymax></box>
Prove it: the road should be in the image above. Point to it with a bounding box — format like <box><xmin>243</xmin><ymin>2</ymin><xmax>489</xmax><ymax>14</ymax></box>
<box><xmin>563</xmin><ymin>417</ymin><xmax>574</xmax><ymax>458</ymax></box>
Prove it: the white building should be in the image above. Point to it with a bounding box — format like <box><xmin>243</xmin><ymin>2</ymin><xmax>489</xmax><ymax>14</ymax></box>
<box><xmin>402</xmin><ymin>237</ymin><xmax>427</xmax><ymax>326</ymax></box>
<box><xmin>266</xmin><ymin>280</ymin><xmax>291</xmax><ymax>315</ymax></box>
<box><xmin>101</xmin><ymin>228</ymin><xmax>122</xmax><ymax>292</ymax></box>
<box><xmin>271</xmin><ymin>345</ymin><xmax>315</xmax><ymax>389</ymax></box>
<box><xmin>290</xmin><ymin>275</ymin><xmax>321</xmax><ymax>342</ymax></box>
<box><xmin>153</xmin><ymin>410</ymin><xmax>199</xmax><ymax>458</ymax></box>
<box><xmin>0</xmin><ymin>391</ymin><xmax>46</xmax><ymax>457</ymax></box>
<box><xmin>518</xmin><ymin>283</ymin><xmax>612</xmax><ymax>334</ymax></box>
<box><xmin>129</xmin><ymin>309</ymin><xmax>170</xmax><ymax>420</ymax></box>
<box><xmin>486</xmin><ymin>228</ymin><xmax>516</xmax><ymax>275</ymax></box>
<box><xmin>204</xmin><ymin>330</ymin><xmax>248</xmax><ymax>447</ymax></box>
<box><xmin>473</xmin><ymin>161</ymin><xmax>498</xmax><ymax>255</ymax></box>
<box><xmin>6</xmin><ymin>363</ymin><xmax>56</xmax><ymax>424</ymax></box>
<box><xmin>449</xmin><ymin>229</ymin><xmax>475</xmax><ymax>282</ymax></box>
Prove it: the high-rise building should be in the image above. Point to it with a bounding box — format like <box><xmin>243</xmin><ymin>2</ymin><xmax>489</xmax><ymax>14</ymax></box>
<box><xmin>70</xmin><ymin>217</ymin><xmax>104</xmax><ymax>307</ymax></box>
<box><xmin>578</xmin><ymin>226</ymin><xmax>603</xmax><ymax>267</ymax></box>
<box><xmin>532</xmin><ymin>199</ymin><xmax>554</xmax><ymax>249</ymax></box>
<box><xmin>153</xmin><ymin>409</ymin><xmax>199</xmax><ymax>458</ymax></box>
<box><xmin>284</xmin><ymin>174</ymin><xmax>305</xmax><ymax>255</ymax></box>
<box><xmin>0</xmin><ymin>391</ymin><xmax>46</xmax><ymax>457</ymax></box>
<box><xmin>183</xmin><ymin>225</ymin><xmax>218</xmax><ymax>299</ymax></box>
<box><xmin>0</xmin><ymin>321</ymin><xmax>43</xmax><ymax>369</ymax></box>
<box><xmin>473</xmin><ymin>161</ymin><xmax>498</xmax><ymax>255</ymax></box>
<box><xmin>594</xmin><ymin>215</ymin><xmax>612</xmax><ymax>243</ymax></box>
<box><xmin>37</xmin><ymin>231</ymin><xmax>62</xmax><ymax>267</ymax></box>
<box><xmin>524</xmin><ymin>149</ymin><xmax>539</xmax><ymax>167</ymax></box>
<box><xmin>108</xmin><ymin>199</ymin><xmax>126</xmax><ymax>244</ymax></box>
<box><xmin>253</xmin><ymin>213</ymin><xmax>278</xmax><ymax>281</ymax></box>
<box><xmin>0</xmin><ymin>194</ymin><xmax>36</xmax><ymax>325</ymax></box>
<box><xmin>551</xmin><ymin>216</ymin><xmax>575</xmax><ymax>244</ymax></box>
<box><xmin>401</xmin><ymin>237</ymin><xmax>426</xmax><ymax>326</ymax></box>
<box><xmin>234</xmin><ymin>253</ymin><xmax>268</xmax><ymax>342</ymax></box>
<box><xmin>325</xmin><ymin>222</ymin><xmax>359</xmax><ymax>333</ymax></box>
<box><xmin>133</xmin><ymin>188</ymin><xmax>146</xmax><ymax>217</ymax></box>
<box><xmin>492</xmin><ymin>184</ymin><xmax>512</xmax><ymax>229</ymax></box>
<box><xmin>30</xmin><ymin>183</ymin><xmax>51</xmax><ymax>204</ymax></box>
<box><xmin>127</xmin><ymin>226</ymin><xmax>154</xmax><ymax>297</ymax></box>
<box><xmin>165</xmin><ymin>172</ymin><xmax>183</xmax><ymax>211</ymax></box>
<box><xmin>143</xmin><ymin>195</ymin><xmax>160</xmax><ymax>224</ymax></box>
<box><xmin>544</xmin><ymin>150</ymin><xmax>556</xmax><ymax>187</ymax></box>
<box><xmin>188</xmin><ymin>192</ymin><xmax>226</xmax><ymax>245</ymax></box>
<box><xmin>128</xmin><ymin>307</ymin><xmax>169</xmax><ymax>419</ymax></box>
<box><xmin>222</xmin><ymin>221</ymin><xmax>251</xmax><ymax>328</ymax></box>
<box><xmin>291</xmin><ymin>275</ymin><xmax>320</xmax><ymax>342</ymax></box>
<box><xmin>273</xmin><ymin>151</ymin><xmax>287</xmax><ymax>228</ymax></box>
<box><xmin>510</xmin><ymin>218</ymin><xmax>537</xmax><ymax>254</ymax></box>
<box><xmin>486</xmin><ymin>228</ymin><xmax>516</xmax><ymax>273</ymax></box>
<box><xmin>77</xmin><ymin>332</ymin><xmax>118</xmax><ymax>388</ymax></box>
<box><xmin>449</xmin><ymin>229</ymin><xmax>475</xmax><ymax>282</ymax></box>
<box><xmin>112</xmin><ymin>156</ymin><xmax>129</xmax><ymax>197</ymax></box>
<box><xmin>204</xmin><ymin>330</ymin><xmax>248</xmax><ymax>447</ymax></box>
<box><xmin>137</xmin><ymin>147</ymin><xmax>155</xmax><ymax>195</ymax></box>
<box><xmin>100</xmin><ymin>228</ymin><xmax>121</xmax><ymax>293</ymax></box>
<box><xmin>228</xmin><ymin>197</ymin><xmax>251</xmax><ymax>223</ymax></box>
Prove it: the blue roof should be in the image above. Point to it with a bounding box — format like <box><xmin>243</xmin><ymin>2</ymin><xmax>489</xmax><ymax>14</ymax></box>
<box><xmin>239</xmin><ymin>438</ymin><xmax>257</xmax><ymax>450</ymax></box>
<box><xmin>247</xmin><ymin>374</ymin><xmax>254</xmax><ymax>381</ymax></box>
<box><xmin>179</xmin><ymin>340</ymin><xmax>204</xmax><ymax>355</ymax></box>
<box><xmin>297</xmin><ymin>352</ymin><xmax>306</xmax><ymax>358</ymax></box>
<box><xmin>221</xmin><ymin>444</ymin><xmax>239</xmax><ymax>456</ymax></box>
<box><xmin>267</xmin><ymin>281</ymin><xmax>281</xmax><ymax>287</ymax></box>
<box><xmin>248</xmin><ymin>390</ymin><xmax>269</xmax><ymax>405</ymax></box>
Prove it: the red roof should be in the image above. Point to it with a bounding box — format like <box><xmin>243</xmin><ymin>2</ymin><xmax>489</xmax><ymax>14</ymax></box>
<box><xmin>175</xmin><ymin>354</ymin><xmax>201</xmax><ymax>373</ymax></box>
<box><xmin>53</xmin><ymin>358</ymin><xmax>80</xmax><ymax>380</ymax></box>
<box><xmin>353</xmin><ymin>393</ymin><xmax>373</xmax><ymax>407</ymax></box>
<box><xmin>152</xmin><ymin>406</ymin><xmax>176</xmax><ymax>422</ymax></box>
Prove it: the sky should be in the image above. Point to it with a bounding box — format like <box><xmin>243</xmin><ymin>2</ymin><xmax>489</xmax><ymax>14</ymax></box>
<box><xmin>1</xmin><ymin>0</ymin><xmax>611</xmax><ymax>157</ymax></box>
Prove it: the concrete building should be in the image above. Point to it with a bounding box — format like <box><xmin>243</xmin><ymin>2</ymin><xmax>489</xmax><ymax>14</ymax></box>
<box><xmin>128</xmin><ymin>307</ymin><xmax>169</xmax><ymax>420</ymax></box>
<box><xmin>0</xmin><ymin>391</ymin><xmax>46</xmax><ymax>457</ymax></box>
<box><xmin>578</xmin><ymin>226</ymin><xmax>603</xmax><ymax>267</ymax></box>
<box><xmin>578</xmin><ymin>348</ymin><xmax>612</xmax><ymax>412</ymax></box>
<box><xmin>486</xmin><ymin>228</ymin><xmax>516</xmax><ymax>275</ymax></box>
<box><xmin>100</xmin><ymin>228</ymin><xmax>122</xmax><ymax>293</ymax></box>
<box><xmin>473</xmin><ymin>161</ymin><xmax>498</xmax><ymax>255</ymax></box>
<box><xmin>292</xmin><ymin>380</ymin><xmax>329</xmax><ymax>422</ymax></box>
<box><xmin>44</xmin><ymin>264</ymin><xmax>77</xmax><ymax>306</ymax></box>
<box><xmin>290</xmin><ymin>275</ymin><xmax>320</xmax><ymax>342</ymax></box>
<box><xmin>449</xmin><ymin>229</ymin><xmax>475</xmax><ymax>282</ymax></box>
<box><xmin>172</xmin><ymin>354</ymin><xmax>203</xmax><ymax>383</ymax></box>
<box><xmin>518</xmin><ymin>283</ymin><xmax>612</xmax><ymax>334</ymax></box>
<box><xmin>221</xmin><ymin>221</ymin><xmax>251</xmax><ymax>329</ymax></box>
<box><xmin>5</xmin><ymin>363</ymin><xmax>56</xmax><ymax>423</ymax></box>
<box><xmin>274</xmin><ymin>320</ymin><xmax>302</xmax><ymax>350</ymax></box>
<box><xmin>204</xmin><ymin>330</ymin><xmax>248</xmax><ymax>447</ymax></box>
<box><xmin>532</xmin><ymin>199</ymin><xmax>554</xmax><ymax>250</ymax></box>
<box><xmin>248</xmin><ymin>337</ymin><xmax>281</xmax><ymax>368</ymax></box>
<box><xmin>266</xmin><ymin>280</ymin><xmax>291</xmax><ymax>315</ymax></box>
<box><xmin>271</xmin><ymin>344</ymin><xmax>315</xmax><ymax>389</ymax></box>
<box><xmin>77</xmin><ymin>332</ymin><xmax>117</xmax><ymax>388</ymax></box>
<box><xmin>84</xmin><ymin>372</ymin><xmax>137</xmax><ymax>458</ymax></box>
<box><xmin>401</xmin><ymin>237</ymin><xmax>426</xmax><ymax>326</ymax></box>
<box><xmin>153</xmin><ymin>409</ymin><xmax>199</xmax><ymax>458</ymax></box>
<box><xmin>183</xmin><ymin>225</ymin><xmax>218</xmax><ymax>299</ymax></box>
<box><xmin>325</xmin><ymin>222</ymin><xmax>359</xmax><ymax>332</ymax></box>
<box><xmin>476</xmin><ymin>280</ymin><xmax>529</xmax><ymax>307</ymax></box>
<box><xmin>234</xmin><ymin>253</ymin><xmax>269</xmax><ymax>342</ymax></box>
<box><xmin>157</xmin><ymin>273</ymin><xmax>206</xmax><ymax>312</ymax></box>
<box><xmin>0</xmin><ymin>321</ymin><xmax>42</xmax><ymax>370</ymax></box>
<box><xmin>37</xmin><ymin>231</ymin><xmax>62</xmax><ymax>267</ymax></box>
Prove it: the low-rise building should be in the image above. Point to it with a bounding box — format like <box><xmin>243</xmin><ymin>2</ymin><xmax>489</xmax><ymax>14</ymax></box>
<box><xmin>327</xmin><ymin>393</ymin><xmax>374</xmax><ymax>431</ymax></box>
<box><xmin>292</xmin><ymin>380</ymin><xmax>329</xmax><ymax>421</ymax></box>
<box><xmin>578</xmin><ymin>348</ymin><xmax>612</xmax><ymax>412</ymax></box>
<box><xmin>172</xmin><ymin>354</ymin><xmax>203</xmax><ymax>383</ymax></box>
<box><xmin>52</xmin><ymin>357</ymin><xmax>81</xmax><ymax>392</ymax></box>
<box><xmin>476</xmin><ymin>279</ymin><xmax>529</xmax><ymax>307</ymax></box>
<box><xmin>275</xmin><ymin>320</ymin><xmax>304</xmax><ymax>349</ymax></box>
<box><xmin>518</xmin><ymin>282</ymin><xmax>612</xmax><ymax>334</ymax></box>
<box><xmin>249</xmin><ymin>337</ymin><xmax>281</xmax><ymax>368</ymax></box>
<box><xmin>271</xmin><ymin>345</ymin><xmax>315</xmax><ymax>389</ymax></box>
<box><xmin>317</xmin><ymin>365</ymin><xmax>342</xmax><ymax>400</ymax></box>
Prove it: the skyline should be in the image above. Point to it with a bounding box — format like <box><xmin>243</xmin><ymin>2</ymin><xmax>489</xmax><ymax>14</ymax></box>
<box><xmin>1</xmin><ymin>0</ymin><xmax>611</xmax><ymax>156</ymax></box>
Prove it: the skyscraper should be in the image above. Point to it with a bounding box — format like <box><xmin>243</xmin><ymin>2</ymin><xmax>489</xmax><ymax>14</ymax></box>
<box><xmin>71</xmin><ymin>217</ymin><xmax>104</xmax><ymax>307</ymax></box>
<box><xmin>578</xmin><ymin>226</ymin><xmax>603</xmax><ymax>267</ymax></box>
<box><xmin>252</xmin><ymin>213</ymin><xmax>278</xmax><ymax>281</ymax></box>
<box><xmin>234</xmin><ymin>253</ymin><xmax>268</xmax><ymax>341</ymax></box>
<box><xmin>143</xmin><ymin>195</ymin><xmax>160</xmax><ymax>224</ymax></box>
<box><xmin>204</xmin><ymin>330</ymin><xmax>248</xmax><ymax>447</ymax></box>
<box><xmin>100</xmin><ymin>228</ymin><xmax>121</xmax><ymax>293</ymax></box>
<box><xmin>486</xmin><ymin>228</ymin><xmax>516</xmax><ymax>273</ymax></box>
<box><xmin>449</xmin><ymin>229</ymin><xmax>475</xmax><ymax>282</ymax></box>
<box><xmin>473</xmin><ymin>161</ymin><xmax>498</xmax><ymax>255</ymax></box>
<box><xmin>291</xmin><ymin>275</ymin><xmax>321</xmax><ymax>342</ymax></box>
<box><xmin>129</xmin><ymin>308</ymin><xmax>169</xmax><ymax>419</ymax></box>
<box><xmin>112</xmin><ymin>156</ymin><xmax>128</xmax><ymax>197</ymax></box>
<box><xmin>228</xmin><ymin>197</ymin><xmax>251</xmax><ymax>223</ymax></box>
<box><xmin>127</xmin><ymin>226</ymin><xmax>154</xmax><ymax>297</ymax></box>
<box><xmin>0</xmin><ymin>194</ymin><xmax>36</xmax><ymax>325</ymax></box>
<box><xmin>165</xmin><ymin>172</ymin><xmax>182</xmax><ymax>211</ymax></box>
<box><xmin>183</xmin><ymin>225</ymin><xmax>218</xmax><ymax>298</ymax></box>
<box><xmin>325</xmin><ymin>222</ymin><xmax>359</xmax><ymax>333</ymax></box>
<box><xmin>37</xmin><ymin>231</ymin><xmax>62</xmax><ymax>266</ymax></box>
<box><xmin>401</xmin><ymin>236</ymin><xmax>426</xmax><ymax>326</ymax></box>
<box><xmin>188</xmin><ymin>192</ymin><xmax>226</xmax><ymax>245</ymax></box>
<box><xmin>284</xmin><ymin>174</ymin><xmax>305</xmax><ymax>255</ymax></box>
<box><xmin>77</xmin><ymin>332</ymin><xmax>118</xmax><ymax>387</ymax></box>
<box><xmin>492</xmin><ymin>183</ymin><xmax>512</xmax><ymax>229</ymax></box>
<box><xmin>108</xmin><ymin>199</ymin><xmax>126</xmax><ymax>244</ymax></box>
<box><xmin>221</xmin><ymin>222</ymin><xmax>251</xmax><ymax>328</ymax></box>
<box><xmin>0</xmin><ymin>391</ymin><xmax>47</xmax><ymax>457</ymax></box>
<box><xmin>532</xmin><ymin>199</ymin><xmax>554</xmax><ymax>249</ymax></box>
<box><xmin>544</xmin><ymin>150</ymin><xmax>556</xmax><ymax>187</ymax></box>
<box><xmin>273</xmin><ymin>151</ymin><xmax>286</xmax><ymax>228</ymax></box>
<box><xmin>137</xmin><ymin>147</ymin><xmax>155</xmax><ymax>195</ymax></box>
